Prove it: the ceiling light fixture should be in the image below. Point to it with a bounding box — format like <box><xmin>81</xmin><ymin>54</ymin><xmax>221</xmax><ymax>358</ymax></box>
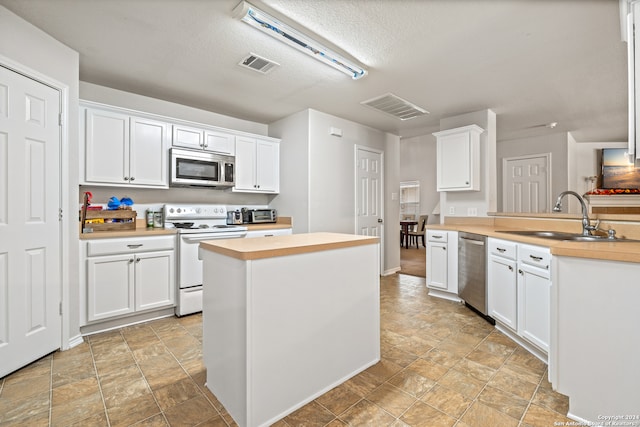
<box><xmin>232</xmin><ymin>1</ymin><xmax>367</xmax><ymax>80</ymax></box>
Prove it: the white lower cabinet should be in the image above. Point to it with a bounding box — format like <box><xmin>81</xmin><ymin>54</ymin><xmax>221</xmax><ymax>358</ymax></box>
<box><xmin>517</xmin><ymin>244</ymin><xmax>551</xmax><ymax>353</ymax></box>
<box><xmin>84</xmin><ymin>235</ymin><xmax>175</xmax><ymax>323</ymax></box>
<box><xmin>426</xmin><ymin>230</ymin><xmax>459</xmax><ymax>301</ymax></box>
<box><xmin>488</xmin><ymin>238</ymin><xmax>551</xmax><ymax>358</ymax></box>
<box><xmin>488</xmin><ymin>239</ymin><xmax>518</xmax><ymax>331</ymax></box>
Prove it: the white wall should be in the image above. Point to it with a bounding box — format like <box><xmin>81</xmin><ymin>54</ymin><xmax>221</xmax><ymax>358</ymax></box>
<box><xmin>268</xmin><ymin>110</ymin><xmax>311</xmax><ymax>232</ymax></box>
<box><xmin>439</xmin><ymin>109</ymin><xmax>497</xmax><ymax>220</ymax></box>
<box><xmin>0</xmin><ymin>6</ymin><xmax>81</xmax><ymax>345</ymax></box>
<box><xmin>269</xmin><ymin>109</ymin><xmax>401</xmax><ymax>275</ymax></box>
<box><xmin>497</xmin><ymin>132</ymin><xmax>569</xmax><ymax>212</ymax></box>
<box><xmin>399</xmin><ymin>134</ymin><xmax>439</xmax><ymax>225</ymax></box>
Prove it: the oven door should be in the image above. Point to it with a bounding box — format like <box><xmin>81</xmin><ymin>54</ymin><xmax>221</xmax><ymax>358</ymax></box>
<box><xmin>176</xmin><ymin>231</ymin><xmax>247</xmax><ymax>316</ymax></box>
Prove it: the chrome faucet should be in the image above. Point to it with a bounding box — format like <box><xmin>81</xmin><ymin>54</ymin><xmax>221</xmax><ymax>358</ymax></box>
<box><xmin>552</xmin><ymin>191</ymin><xmax>596</xmax><ymax>236</ymax></box>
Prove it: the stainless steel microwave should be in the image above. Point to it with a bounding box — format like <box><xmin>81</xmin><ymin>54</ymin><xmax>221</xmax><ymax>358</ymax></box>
<box><xmin>170</xmin><ymin>148</ymin><xmax>235</xmax><ymax>188</ymax></box>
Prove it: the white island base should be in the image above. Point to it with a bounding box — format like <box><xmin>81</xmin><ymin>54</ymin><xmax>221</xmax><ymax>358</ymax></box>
<box><xmin>199</xmin><ymin>233</ymin><xmax>380</xmax><ymax>427</ymax></box>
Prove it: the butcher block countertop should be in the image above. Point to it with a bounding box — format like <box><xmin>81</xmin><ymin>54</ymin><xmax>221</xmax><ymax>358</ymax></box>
<box><xmin>200</xmin><ymin>232</ymin><xmax>379</xmax><ymax>261</ymax></box>
<box><xmin>428</xmin><ymin>216</ymin><xmax>640</xmax><ymax>263</ymax></box>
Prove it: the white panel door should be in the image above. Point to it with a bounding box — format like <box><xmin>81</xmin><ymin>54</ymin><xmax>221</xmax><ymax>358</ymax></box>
<box><xmin>502</xmin><ymin>155</ymin><xmax>550</xmax><ymax>213</ymax></box>
<box><xmin>355</xmin><ymin>147</ymin><xmax>383</xmax><ymax>273</ymax></box>
<box><xmin>0</xmin><ymin>65</ymin><xmax>61</xmax><ymax>377</ymax></box>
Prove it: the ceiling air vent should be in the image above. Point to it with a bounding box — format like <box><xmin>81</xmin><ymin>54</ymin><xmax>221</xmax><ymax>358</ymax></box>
<box><xmin>360</xmin><ymin>93</ymin><xmax>429</xmax><ymax>120</ymax></box>
<box><xmin>238</xmin><ymin>53</ymin><xmax>279</xmax><ymax>74</ymax></box>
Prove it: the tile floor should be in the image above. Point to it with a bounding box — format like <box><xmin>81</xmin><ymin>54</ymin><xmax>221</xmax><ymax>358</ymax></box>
<box><xmin>0</xmin><ymin>274</ymin><xmax>573</xmax><ymax>427</ymax></box>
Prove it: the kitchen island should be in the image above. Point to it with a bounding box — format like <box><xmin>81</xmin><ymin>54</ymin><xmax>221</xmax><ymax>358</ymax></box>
<box><xmin>199</xmin><ymin>232</ymin><xmax>380</xmax><ymax>427</ymax></box>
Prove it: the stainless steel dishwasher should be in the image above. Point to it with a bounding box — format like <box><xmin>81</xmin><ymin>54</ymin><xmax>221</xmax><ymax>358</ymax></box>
<box><xmin>458</xmin><ymin>232</ymin><xmax>493</xmax><ymax>323</ymax></box>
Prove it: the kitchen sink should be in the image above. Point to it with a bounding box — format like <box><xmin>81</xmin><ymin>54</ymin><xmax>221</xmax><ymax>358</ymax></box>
<box><xmin>497</xmin><ymin>230</ymin><xmax>635</xmax><ymax>242</ymax></box>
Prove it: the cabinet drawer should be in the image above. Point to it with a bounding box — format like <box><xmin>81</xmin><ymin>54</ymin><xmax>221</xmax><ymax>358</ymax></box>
<box><xmin>518</xmin><ymin>244</ymin><xmax>551</xmax><ymax>270</ymax></box>
<box><xmin>488</xmin><ymin>238</ymin><xmax>517</xmax><ymax>260</ymax></box>
<box><xmin>427</xmin><ymin>230</ymin><xmax>448</xmax><ymax>243</ymax></box>
<box><xmin>87</xmin><ymin>236</ymin><xmax>175</xmax><ymax>257</ymax></box>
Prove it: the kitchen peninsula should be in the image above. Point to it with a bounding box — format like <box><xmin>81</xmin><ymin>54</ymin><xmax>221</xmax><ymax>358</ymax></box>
<box><xmin>199</xmin><ymin>232</ymin><xmax>380</xmax><ymax>427</ymax></box>
<box><xmin>426</xmin><ymin>213</ymin><xmax>640</xmax><ymax>425</ymax></box>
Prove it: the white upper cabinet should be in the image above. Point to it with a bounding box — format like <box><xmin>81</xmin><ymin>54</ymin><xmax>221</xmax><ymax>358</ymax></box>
<box><xmin>234</xmin><ymin>136</ymin><xmax>280</xmax><ymax>193</ymax></box>
<box><xmin>172</xmin><ymin>124</ymin><xmax>204</xmax><ymax>150</ymax></box>
<box><xmin>172</xmin><ymin>124</ymin><xmax>236</xmax><ymax>155</ymax></box>
<box><xmin>433</xmin><ymin>124</ymin><xmax>484</xmax><ymax>191</ymax></box>
<box><xmin>83</xmin><ymin>106</ymin><xmax>169</xmax><ymax>188</ymax></box>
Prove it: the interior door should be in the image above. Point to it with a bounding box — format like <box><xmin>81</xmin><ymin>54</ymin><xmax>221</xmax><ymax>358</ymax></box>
<box><xmin>0</xmin><ymin>65</ymin><xmax>61</xmax><ymax>377</ymax></box>
<box><xmin>502</xmin><ymin>154</ymin><xmax>550</xmax><ymax>213</ymax></box>
<box><xmin>355</xmin><ymin>146</ymin><xmax>383</xmax><ymax>273</ymax></box>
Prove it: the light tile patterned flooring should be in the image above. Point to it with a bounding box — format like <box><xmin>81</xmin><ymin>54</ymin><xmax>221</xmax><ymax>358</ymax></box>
<box><xmin>0</xmin><ymin>274</ymin><xmax>573</xmax><ymax>426</ymax></box>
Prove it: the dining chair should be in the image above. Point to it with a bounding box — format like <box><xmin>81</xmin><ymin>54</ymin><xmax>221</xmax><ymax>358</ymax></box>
<box><xmin>408</xmin><ymin>215</ymin><xmax>428</xmax><ymax>248</ymax></box>
<box><xmin>400</xmin><ymin>214</ymin><xmax>416</xmax><ymax>245</ymax></box>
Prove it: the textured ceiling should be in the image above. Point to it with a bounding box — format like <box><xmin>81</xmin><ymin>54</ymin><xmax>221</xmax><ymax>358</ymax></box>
<box><xmin>0</xmin><ymin>0</ymin><xmax>629</xmax><ymax>142</ymax></box>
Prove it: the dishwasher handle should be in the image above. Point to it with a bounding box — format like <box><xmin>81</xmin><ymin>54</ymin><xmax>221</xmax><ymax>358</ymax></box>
<box><xmin>460</xmin><ymin>236</ymin><xmax>485</xmax><ymax>246</ymax></box>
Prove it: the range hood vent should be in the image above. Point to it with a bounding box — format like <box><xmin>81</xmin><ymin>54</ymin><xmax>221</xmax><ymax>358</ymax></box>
<box><xmin>361</xmin><ymin>93</ymin><xmax>429</xmax><ymax>120</ymax></box>
<box><xmin>238</xmin><ymin>53</ymin><xmax>279</xmax><ymax>74</ymax></box>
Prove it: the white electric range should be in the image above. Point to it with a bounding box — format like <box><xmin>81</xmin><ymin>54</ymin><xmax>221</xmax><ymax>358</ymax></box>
<box><xmin>164</xmin><ymin>204</ymin><xmax>247</xmax><ymax>316</ymax></box>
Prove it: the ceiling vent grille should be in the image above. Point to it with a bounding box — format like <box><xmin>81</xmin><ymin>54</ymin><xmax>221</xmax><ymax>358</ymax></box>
<box><xmin>238</xmin><ymin>53</ymin><xmax>279</xmax><ymax>74</ymax></box>
<box><xmin>360</xmin><ymin>93</ymin><xmax>429</xmax><ymax>120</ymax></box>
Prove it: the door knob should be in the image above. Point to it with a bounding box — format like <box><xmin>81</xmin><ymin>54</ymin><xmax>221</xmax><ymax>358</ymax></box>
<box><xmin>378</xmin><ymin>218</ymin><xmax>383</xmax><ymax>223</ymax></box>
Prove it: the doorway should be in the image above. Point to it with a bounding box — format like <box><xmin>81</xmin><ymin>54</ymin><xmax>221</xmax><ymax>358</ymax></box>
<box><xmin>502</xmin><ymin>154</ymin><xmax>551</xmax><ymax>213</ymax></box>
<box><xmin>0</xmin><ymin>64</ymin><xmax>62</xmax><ymax>377</ymax></box>
<box><xmin>355</xmin><ymin>146</ymin><xmax>384</xmax><ymax>275</ymax></box>
<box><xmin>399</xmin><ymin>181</ymin><xmax>426</xmax><ymax>277</ymax></box>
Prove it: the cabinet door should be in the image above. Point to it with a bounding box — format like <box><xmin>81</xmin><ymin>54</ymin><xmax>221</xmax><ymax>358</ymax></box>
<box><xmin>85</xmin><ymin>108</ymin><xmax>129</xmax><ymax>184</ymax></box>
<box><xmin>488</xmin><ymin>254</ymin><xmax>518</xmax><ymax>331</ymax></box>
<box><xmin>426</xmin><ymin>241</ymin><xmax>448</xmax><ymax>290</ymax></box>
<box><xmin>437</xmin><ymin>132</ymin><xmax>471</xmax><ymax>190</ymax></box>
<box><xmin>234</xmin><ymin>136</ymin><xmax>257</xmax><ymax>191</ymax></box>
<box><xmin>204</xmin><ymin>130</ymin><xmax>235</xmax><ymax>155</ymax></box>
<box><xmin>172</xmin><ymin>124</ymin><xmax>204</xmax><ymax>150</ymax></box>
<box><xmin>87</xmin><ymin>254</ymin><xmax>135</xmax><ymax>321</ymax></box>
<box><xmin>255</xmin><ymin>139</ymin><xmax>279</xmax><ymax>192</ymax></box>
<box><xmin>135</xmin><ymin>250</ymin><xmax>175</xmax><ymax>312</ymax></box>
<box><xmin>130</xmin><ymin>116</ymin><xmax>169</xmax><ymax>187</ymax></box>
<box><xmin>518</xmin><ymin>264</ymin><xmax>550</xmax><ymax>352</ymax></box>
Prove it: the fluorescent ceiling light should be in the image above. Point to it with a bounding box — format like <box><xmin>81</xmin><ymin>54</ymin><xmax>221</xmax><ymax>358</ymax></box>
<box><xmin>233</xmin><ymin>1</ymin><xmax>367</xmax><ymax>80</ymax></box>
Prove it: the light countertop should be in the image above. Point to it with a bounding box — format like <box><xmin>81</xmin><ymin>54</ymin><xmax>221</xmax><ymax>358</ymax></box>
<box><xmin>200</xmin><ymin>232</ymin><xmax>379</xmax><ymax>260</ymax></box>
<box><xmin>427</xmin><ymin>223</ymin><xmax>640</xmax><ymax>263</ymax></box>
<box><xmin>79</xmin><ymin>218</ymin><xmax>293</xmax><ymax>240</ymax></box>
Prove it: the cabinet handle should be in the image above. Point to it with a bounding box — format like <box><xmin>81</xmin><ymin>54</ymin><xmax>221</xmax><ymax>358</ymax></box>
<box><xmin>518</xmin><ymin>269</ymin><xmax>523</xmax><ymax>275</ymax></box>
<box><xmin>129</xmin><ymin>259</ymin><xmax>134</xmax><ymax>264</ymax></box>
<box><xmin>442</xmin><ymin>247</ymin><xmax>446</xmax><ymax>251</ymax></box>
<box><xmin>508</xmin><ymin>265</ymin><xmax>513</xmax><ymax>271</ymax></box>
<box><xmin>130</xmin><ymin>176</ymin><xmax>135</xmax><ymax>181</ymax></box>
<box><xmin>529</xmin><ymin>255</ymin><xmax>543</xmax><ymax>262</ymax></box>
<box><xmin>136</xmin><ymin>258</ymin><xmax>141</xmax><ymax>263</ymax></box>
<box><xmin>497</xmin><ymin>247</ymin><xmax>506</xmax><ymax>252</ymax></box>
<box><xmin>433</xmin><ymin>235</ymin><xmax>443</xmax><ymax>239</ymax></box>
<box><xmin>124</xmin><ymin>176</ymin><xmax>129</xmax><ymax>181</ymax></box>
<box><xmin>127</xmin><ymin>244</ymin><xmax>143</xmax><ymax>249</ymax></box>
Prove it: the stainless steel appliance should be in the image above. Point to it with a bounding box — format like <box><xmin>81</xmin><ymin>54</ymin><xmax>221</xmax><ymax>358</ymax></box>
<box><xmin>164</xmin><ymin>204</ymin><xmax>247</xmax><ymax>316</ymax></box>
<box><xmin>170</xmin><ymin>148</ymin><xmax>235</xmax><ymax>188</ymax></box>
<box><xmin>458</xmin><ymin>232</ymin><xmax>493</xmax><ymax>322</ymax></box>
<box><xmin>241</xmin><ymin>208</ymin><xmax>277</xmax><ymax>224</ymax></box>
<box><xmin>226</xmin><ymin>209</ymin><xmax>243</xmax><ymax>224</ymax></box>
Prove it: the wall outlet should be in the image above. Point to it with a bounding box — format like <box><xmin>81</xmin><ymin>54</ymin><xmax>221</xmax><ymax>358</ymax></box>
<box><xmin>391</xmin><ymin>192</ymin><xmax>398</xmax><ymax>201</ymax></box>
<box><xmin>468</xmin><ymin>207</ymin><xmax>478</xmax><ymax>216</ymax></box>
<box><xmin>449</xmin><ymin>206</ymin><xmax>455</xmax><ymax>215</ymax></box>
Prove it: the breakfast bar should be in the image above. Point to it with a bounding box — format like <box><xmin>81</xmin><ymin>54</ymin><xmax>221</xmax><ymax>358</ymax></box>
<box><xmin>199</xmin><ymin>232</ymin><xmax>380</xmax><ymax>427</ymax></box>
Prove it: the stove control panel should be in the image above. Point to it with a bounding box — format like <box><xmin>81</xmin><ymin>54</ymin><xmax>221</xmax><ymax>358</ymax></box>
<box><xmin>164</xmin><ymin>204</ymin><xmax>227</xmax><ymax>220</ymax></box>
